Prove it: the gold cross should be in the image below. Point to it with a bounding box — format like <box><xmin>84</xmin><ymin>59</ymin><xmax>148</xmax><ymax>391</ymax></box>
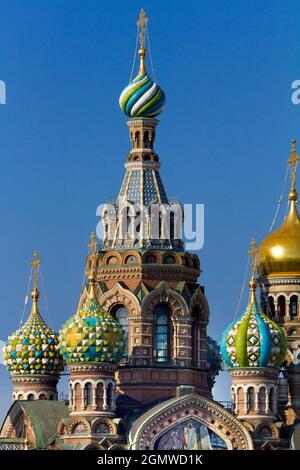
<box><xmin>288</xmin><ymin>139</ymin><xmax>300</xmax><ymax>191</ymax></box>
<box><xmin>88</xmin><ymin>231</ymin><xmax>98</xmax><ymax>271</ymax></box>
<box><xmin>137</xmin><ymin>8</ymin><xmax>148</xmax><ymax>51</ymax></box>
<box><xmin>32</xmin><ymin>249</ymin><xmax>40</xmax><ymax>290</ymax></box>
<box><xmin>248</xmin><ymin>238</ymin><xmax>257</xmax><ymax>278</ymax></box>
<box><xmin>65</xmin><ymin>325</ymin><xmax>82</xmax><ymax>348</ymax></box>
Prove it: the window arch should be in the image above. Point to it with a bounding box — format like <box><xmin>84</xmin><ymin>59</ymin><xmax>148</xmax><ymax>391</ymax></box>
<box><xmin>112</xmin><ymin>305</ymin><xmax>129</xmax><ymax>356</ymax></box>
<box><xmin>247</xmin><ymin>387</ymin><xmax>255</xmax><ymax>411</ymax></box>
<box><xmin>27</xmin><ymin>393</ymin><xmax>35</xmax><ymax>401</ymax></box>
<box><xmin>84</xmin><ymin>383</ymin><xmax>93</xmax><ymax>406</ymax></box>
<box><xmin>154</xmin><ymin>304</ymin><xmax>170</xmax><ymax>363</ymax></box>
<box><xmin>107</xmin><ymin>383</ymin><xmax>114</xmax><ymax>409</ymax></box>
<box><xmin>267</xmin><ymin>296</ymin><xmax>275</xmax><ymax>318</ymax></box>
<box><xmin>290</xmin><ymin>295</ymin><xmax>298</xmax><ymax>319</ymax></box>
<box><xmin>258</xmin><ymin>387</ymin><xmax>266</xmax><ymax>414</ymax></box>
<box><xmin>278</xmin><ymin>295</ymin><xmax>286</xmax><ymax>318</ymax></box>
<box><xmin>269</xmin><ymin>388</ymin><xmax>275</xmax><ymax>412</ymax></box>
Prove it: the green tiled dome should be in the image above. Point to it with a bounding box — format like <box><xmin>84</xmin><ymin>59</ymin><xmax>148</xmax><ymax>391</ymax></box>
<box><xmin>3</xmin><ymin>288</ymin><xmax>63</xmax><ymax>376</ymax></box>
<box><xmin>59</xmin><ymin>280</ymin><xmax>125</xmax><ymax>365</ymax></box>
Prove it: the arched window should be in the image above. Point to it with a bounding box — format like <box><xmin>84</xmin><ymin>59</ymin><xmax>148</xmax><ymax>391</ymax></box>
<box><xmin>278</xmin><ymin>296</ymin><xmax>286</xmax><ymax>318</ymax></box>
<box><xmin>143</xmin><ymin>131</ymin><xmax>149</xmax><ymax>147</ymax></box>
<box><xmin>290</xmin><ymin>295</ymin><xmax>298</xmax><ymax>319</ymax></box>
<box><xmin>269</xmin><ymin>388</ymin><xmax>275</xmax><ymax>412</ymax></box>
<box><xmin>107</xmin><ymin>383</ymin><xmax>114</xmax><ymax>409</ymax></box>
<box><xmin>268</xmin><ymin>296</ymin><xmax>275</xmax><ymax>318</ymax></box>
<box><xmin>113</xmin><ymin>306</ymin><xmax>129</xmax><ymax>356</ymax></box>
<box><xmin>154</xmin><ymin>304</ymin><xmax>170</xmax><ymax>363</ymax></box>
<box><xmin>27</xmin><ymin>394</ymin><xmax>35</xmax><ymax>401</ymax></box>
<box><xmin>258</xmin><ymin>387</ymin><xmax>266</xmax><ymax>414</ymax></box>
<box><xmin>84</xmin><ymin>383</ymin><xmax>93</xmax><ymax>406</ymax></box>
<box><xmin>39</xmin><ymin>394</ymin><xmax>46</xmax><ymax>400</ymax></box>
<box><xmin>247</xmin><ymin>387</ymin><xmax>255</xmax><ymax>411</ymax></box>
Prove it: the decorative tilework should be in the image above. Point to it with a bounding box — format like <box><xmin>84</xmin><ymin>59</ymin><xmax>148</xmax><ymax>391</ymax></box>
<box><xmin>3</xmin><ymin>309</ymin><xmax>63</xmax><ymax>376</ymax></box>
<box><xmin>220</xmin><ymin>293</ymin><xmax>286</xmax><ymax>369</ymax></box>
<box><xmin>59</xmin><ymin>297</ymin><xmax>125</xmax><ymax>365</ymax></box>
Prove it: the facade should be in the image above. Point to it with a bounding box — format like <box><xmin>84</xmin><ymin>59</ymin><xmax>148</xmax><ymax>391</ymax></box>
<box><xmin>1</xmin><ymin>10</ymin><xmax>300</xmax><ymax>451</ymax></box>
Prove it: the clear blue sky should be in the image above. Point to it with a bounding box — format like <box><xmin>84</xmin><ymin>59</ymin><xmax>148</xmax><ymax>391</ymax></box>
<box><xmin>0</xmin><ymin>0</ymin><xmax>299</xmax><ymax>421</ymax></box>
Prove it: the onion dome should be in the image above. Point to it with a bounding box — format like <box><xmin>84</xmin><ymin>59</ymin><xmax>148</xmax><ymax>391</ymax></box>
<box><xmin>220</xmin><ymin>240</ymin><xmax>286</xmax><ymax>369</ymax></box>
<box><xmin>119</xmin><ymin>9</ymin><xmax>165</xmax><ymax>118</ymax></box>
<box><xmin>3</xmin><ymin>251</ymin><xmax>63</xmax><ymax>376</ymax></box>
<box><xmin>257</xmin><ymin>140</ymin><xmax>300</xmax><ymax>277</ymax></box>
<box><xmin>59</xmin><ymin>233</ymin><xmax>126</xmax><ymax>365</ymax></box>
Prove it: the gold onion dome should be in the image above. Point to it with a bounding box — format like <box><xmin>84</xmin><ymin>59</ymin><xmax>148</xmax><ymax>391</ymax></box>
<box><xmin>58</xmin><ymin>233</ymin><xmax>126</xmax><ymax>365</ymax></box>
<box><xmin>220</xmin><ymin>240</ymin><xmax>287</xmax><ymax>368</ymax></box>
<box><xmin>257</xmin><ymin>140</ymin><xmax>300</xmax><ymax>277</ymax></box>
<box><xmin>3</xmin><ymin>251</ymin><xmax>63</xmax><ymax>376</ymax></box>
<box><xmin>119</xmin><ymin>9</ymin><xmax>165</xmax><ymax>118</ymax></box>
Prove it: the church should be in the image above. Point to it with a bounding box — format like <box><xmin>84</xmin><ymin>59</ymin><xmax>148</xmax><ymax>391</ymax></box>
<box><xmin>0</xmin><ymin>10</ymin><xmax>300</xmax><ymax>451</ymax></box>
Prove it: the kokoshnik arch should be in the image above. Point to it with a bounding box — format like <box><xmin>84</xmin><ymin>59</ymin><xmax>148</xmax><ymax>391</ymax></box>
<box><xmin>0</xmin><ymin>9</ymin><xmax>300</xmax><ymax>451</ymax></box>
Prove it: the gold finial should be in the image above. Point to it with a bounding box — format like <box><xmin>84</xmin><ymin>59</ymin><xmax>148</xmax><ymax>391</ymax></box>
<box><xmin>87</xmin><ymin>231</ymin><xmax>98</xmax><ymax>298</ymax></box>
<box><xmin>31</xmin><ymin>249</ymin><xmax>40</xmax><ymax>312</ymax></box>
<box><xmin>88</xmin><ymin>231</ymin><xmax>98</xmax><ymax>271</ymax></box>
<box><xmin>32</xmin><ymin>249</ymin><xmax>40</xmax><ymax>290</ymax></box>
<box><xmin>248</xmin><ymin>238</ymin><xmax>258</xmax><ymax>294</ymax></box>
<box><xmin>137</xmin><ymin>9</ymin><xmax>148</xmax><ymax>75</ymax></box>
<box><xmin>288</xmin><ymin>139</ymin><xmax>300</xmax><ymax>201</ymax></box>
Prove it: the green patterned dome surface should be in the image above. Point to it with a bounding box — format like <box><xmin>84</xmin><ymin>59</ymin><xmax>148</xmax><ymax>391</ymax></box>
<box><xmin>119</xmin><ymin>72</ymin><xmax>165</xmax><ymax>118</ymax></box>
<box><xmin>3</xmin><ymin>289</ymin><xmax>63</xmax><ymax>376</ymax></box>
<box><xmin>220</xmin><ymin>283</ymin><xmax>286</xmax><ymax>369</ymax></box>
<box><xmin>59</xmin><ymin>293</ymin><xmax>126</xmax><ymax>365</ymax></box>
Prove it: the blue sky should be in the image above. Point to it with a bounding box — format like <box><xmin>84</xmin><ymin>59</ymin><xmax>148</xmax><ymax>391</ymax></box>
<box><xmin>0</xmin><ymin>0</ymin><xmax>299</xmax><ymax>421</ymax></box>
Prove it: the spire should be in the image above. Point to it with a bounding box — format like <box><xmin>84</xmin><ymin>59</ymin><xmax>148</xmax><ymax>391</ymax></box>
<box><xmin>248</xmin><ymin>238</ymin><xmax>258</xmax><ymax>301</ymax></box>
<box><xmin>87</xmin><ymin>231</ymin><xmax>98</xmax><ymax>299</ymax></box>
<box><xmin>137</xmin><ymin>8</ymin><xmax>148</xmax><ymax>75</ymax></box>
<box><xmin>285</xmin><ymin>139</ymin><xmax>300</xmax><ymax>224</ymax></box>
<box><xmin>31</xmin><ymin>249</ymin><xmax>40</xmax><ymax>315</ymax></box>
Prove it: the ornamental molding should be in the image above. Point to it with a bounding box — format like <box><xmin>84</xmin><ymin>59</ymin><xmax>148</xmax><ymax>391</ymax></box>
<box><xmin>96</xmin><ymin>265</ymin><xmax>198</xmax><ymax>282</ymax></box>
<box><xmin>229</xmin><ymin>367</ymin><xmax>278</xmax><ymax>379</ymax></box>
<box><xmin>125</xmin><ymin>160</ymin><xmax>160</xmax><ymax>170</ymax></box>
<box><xmin>0</xmin><ymin>402</ymin><xmax>23</xmax><ymax>438</ymax></box>
<box><xmin>127</xmin><ymin>117</ymin><xmax>158</xmax><ymax>126</ymax></box>
<box><xmin>91</xmin><ymin>417</ymin><xmax>117</xmax><ymax>435</ymax></box>
<box><xmin>259</xmin><ymin>277</ymin><xmax>300</xmax><ymax>287</ymax></box>
<box><xmin>99</xmin><ymin>282</ymin><xmax>141</xmax><ymax>317</ymax></box>
<box><xmin>11</xmin><ymin>375</ymin><xmax>59</xmax><ymax>384</ymax></box>
<box><xmin>65</xmin><ymin>416</ymin><xmax>91</xmax><ymax>435</ymax></box>
<box><xmin>255</xmin><ymin>421</ymin><xmax>280</xmax><ymax>439</ymax></box>
<box><xmin>141</xmin><ymin>282</ymin><xmax>190</xmax><ymax>318</ymax></box>
<box><xmin>69</xmin><ymin>363</ymin><xmax>117</xmax><ymax>373</ymax></box>
<box><xmin>190</xmin><ymin>287</ymin><xmax>210</xmax><ymax>323</ymax></box>
<box><xmin>128</xmin><ymin>393</ymin><xmax>253</xmax><ymax>450</ymax></box>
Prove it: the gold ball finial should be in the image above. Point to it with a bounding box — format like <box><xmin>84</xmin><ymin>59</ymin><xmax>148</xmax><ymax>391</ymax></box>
<box><xmin>31</xmin><ymin>287</ymin><xmax>40</xmax><ymax>300</ymax></box>
<box><xmin>249</xmin><ymin>278</ymin><xmax>258</xmax><ymax>291</ymax></box>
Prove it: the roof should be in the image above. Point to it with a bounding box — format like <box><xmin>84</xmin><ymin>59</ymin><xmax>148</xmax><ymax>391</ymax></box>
<box><xmin>22</xmin><ymin>400</ymin><xmax>69</xmax><ymax>449</ymax></box>
<box><xmin>1</xmin><ymin>400</ymin><xmax>69</xmax><ymax>449</ymax></box>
